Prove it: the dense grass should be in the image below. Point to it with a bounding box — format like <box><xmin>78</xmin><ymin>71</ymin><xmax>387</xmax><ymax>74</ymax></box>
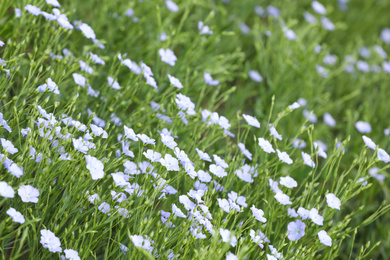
<box><xmin>1</xmin><ymin>0</ymin><xmax>390</xmax><ymax>259</ymax></box>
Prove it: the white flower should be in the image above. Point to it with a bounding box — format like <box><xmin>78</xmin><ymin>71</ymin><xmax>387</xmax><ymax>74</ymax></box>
<box><xmin>323</xmin><ymin>113</ymin><xmax>336</xmax><ymax>127</ymax></box>
<box><xmin>220</xmin><ymin>228</ymin><xmax>237</xmax><ymax>247</ymax></box>
<box><xmin>198</xmin><ymin>21</ymin><xmax>213</xmax><ymax>35</ymax></box>
<box><xmin>269</xmin><ymin>126</ymin><xmax>282</xmax><ymax>140</ymax></box>
<box><xmin>326</xmin><ymin>193</ymin><xmax>341</xmax><ymax>210</ymax></box>
<box><xmin>1</xmin><ymin>138</ymin><xmax>18</xmax><ymax>154</ymax></box>
<box><xmin>362</xmin><ymin>135</ymin><xmax>376</xmax><ymax>150</ymax></box>
<box><xmin>25</xmin><ymin>4</ymin><xmax>41</xmax><ymax>16</ymax></box>
<box><xmin>243</xmin><ymin>114</ymin><xmax>260</xmax><ymax>128</ymax></box>
<box><xmin>15</xmin><ymin>8</ymin><xmax>22</xmax><ymax>18</ymax></box>
<box><xmin>107</xmin><ymin>77</ymin><xmax>121</xmax><ymax>90</ymax></box>
<box><xmin>64</xmin><ymin>249</ymin><xmax>81</xmax><ymax>260</ymax></box>
<box><xmin>197</xmin><ymin>170</ymin><xmax>212</xmax><ymax>182</ymax></box>
<box><xmin>287</xmin><ymin>208</ymin><xmax>298</xmax><ymax>218</ymax></box>
<box><xmin>179</xmin><ymin>195</ymin><xmax>196</xmax><ymax>211</ymax></box>
<box><xmin>161</xmin><ymin>134</ymin><xmax>177</xmax><ymax>150</ymax></box>
<box><xmin>88</xmin><ymin>52</ymin><xmax>105</xmax><ymax>65</ymax></box>
<box><xmin>195</xmin><ymin>148</ymin><xmax>211</xmax><ymax>162</ymax></box>
<box><xmin>0</xmin><ymin>112</ymin><xmax>12</xmax><ymax>132</ymax></box>
<box><xmin>165</xmin><ymin>0</ymin><xmax>179</xmax><ymax>12</ymax></box>
<box><xmin>213</xmin><ymin>154</ymin><xmax>228</xmax><ymax>168</ymax></box>
<box><xmin>321</xmin><ymin>17</ymin><xmax>335</xmax><ymax>31</ymax></box>
<box><xmin>318</xmin><ymin>230</ymin><xmax>332</xmax><ymax>246</ymax></box>
<box><xmin>72</xmin><ymin>73</ymin><xmax>86</xmax><ymax>87</ymax></box>
<box><xmin>251</xmin><ymin>205</ymin><xmax>267</xmax><ymax>223</ymax></box>
<box><xmin>172</xmin><ymin>204</ymin><xmax>186</xmax><ymax>218</ymax></box>
<box><xmin>40</xmin><ymin>229</ymin><xmax>62</xmax><ymax>253</ymax></box>
<box><xmin>124</xmin><ymin>126</ymin><xmax>138</xmax><ymax>141</ymax></box>
<box><xmin>283</xmin><ymin>28</ymin><xmax>296</xmax><ymax>41</ymax></box>
<box><xmin>314</xmin><ymin>141</ymin><xmax>327</xmax><ymax>159</ymax></box>
<box><xmin>280</xmin><ymin>176</ymin><xmax>297</xmax><ymax>188</ymax></box>
<box><xmin>160</xmin><ymin>154</ymin><xmax>180</xmax><ymax>171</ymax></box>
<box><xmin>303</xmin><ymin>110</ymin><xmax>317</xmax><ymax>123</ymax></box>
<box><xmin>143</xmin><ymin>149</ymin><xmax>161</xmax><ymax>162</ymax></box>
<box><xmin>37</xmin><ymin>78</ymin><xmax>60</xmax><ymax>94</ymax></box>
<box><xmin>301</xmin><ymin>152</ymin><xmax>315</xmax><ymax>168</ymax></box>
<box><xmin>46</xmin><ymin>0</ymin><xmax>60</xmax><ymax>7</ymax></box>
<box><xmin>6</xmin><ymin>207</ymin><xmax>25</xmax><ymax>224</ymax></box>
<box><xmin>309</xmin><ymin>208</ymin><xmax>323</xmax><ymax>226</ymax></box>
<box><xmin>312</xmin><ymin>1</ymin><xmax>327</xmax><ymax>14</ymax></box>
<box><xmin>111</xmin><ymin>173</ymin><xmax>128</xmax><ymax>187</ymax></box>
<box><xmin>209</xmin><ymin>164</ymin><xmax>227</xmax><ymax>178</ymax></box>
<box><xmin>159</xmin><ymin>48</ymin><xmax>177</xmax><ymax>66</ymax></box>
<box><xmin>288</xmin><ymin>102</ymin><xmax>300</xmax><ymax>110</ymax></box>
<box><xmin>204</xmin><ymin>72</ymin><xmax>219</xmax><ymax>86</ymax></box>
<box><xmin>274</xmin><ymin>192</ymin><xmax>292</xmax><ymax>205</ymax></box>
<box><xmin>380</xmin><ymin>28</ymin><xmax>390</xmax><ymax>45</ymax></box>
<box><xmin>355</xmin><ymin>121</ymin><xmax>371</xmax><ymax>133</ymax></box>
<box><xmin>297</xmin><ymin>207</ymin><xmax>310</xmax><ymax>220</ymax></box>
<box><xmin>248</xmin><ymin>70</ymin><xmax>263</xmax><ymax>82</ymax></box>
<box><xmin>303</xmin><ymin>11</ymin><xmax>317</xmax><ymax>24</ymax></box>
<box><xmin>218</xmin><ymin>198</ymin><xmax>230</xmax><ymax>213</ymax></box>
<box><xmin>137</xmin><ymin>134</ymin><xmax>155</xmax><ymax>145</ymax></box>
<box><xmin>90</xmin><ymin>124</ymin><xmax>108</xmax><ymax>138</ymax></box>
<box><xmin>258</xmin><ymin>138</ymin><xmax>275</xmax><ymax>153</ymax></box>
<box><xmin>287</xmin><ymin>219</ymin><xmax>305</xmax><ymax>241</ymax></box>
<box><xmin>226</xmin><ymin>252</ymin><xmax>239</xmax><ymax>260</ymax></box>
<box><xmin>85</xmin><ymin>155</ymin><xmax>105</xmax><ymax>180</ymax></box>
<box><xmin>293</xmin><ymin>139</ymin><xmax>306</xmax><ymax>149</ymax></box>
<box><xmin>130</xmin><ymin>235</ymin><xmax>153</xmax><ymax>252</ymax></box>
<box><xmin>238</xmin><ymin>143</ymin><xmax>252</xmax><ymax>160</ymax></box>
<box><xmin>276</xmin><ymin>149</ymin><xmax>293</xmax><ymax>164</ymax></box>
<box><xmin>168</xmin><ymin>74</ymin><xmax>183</xmax><ymax>89</ymax></box>
<box><xmin>18</xmin><ymin>185</ymin><xmax>39</xmax><ymax>203</ymax></box>
<box><xmin>79</xmin><ymin>23</ymin><xmax>96</xmax><ymax>39</ymax></box>
<box><xmin>378</xmin><ymin>148</ymin><xmax>390</xmax><ymax>163</ymax></box>
<box><xmin>0</xmin><ymin>181</ymin><xmax>14</xmax><ymax>198</ymax></box>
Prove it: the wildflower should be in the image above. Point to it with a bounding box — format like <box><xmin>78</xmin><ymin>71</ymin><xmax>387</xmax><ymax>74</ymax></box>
<box><xmin>303</xmin><ymin>11</ymin><xmax>317</xmax><ymax>24</ymax></box>
<box><xmin>168</xmin><ymin>74</ymin><xmax>183</xmax><ymax>89</ymax></box>
<box><xmin>369</xmin><ymin>167</ymin><xmax>385</xmax><ymax>181</ymax></box>
<box><xmin>210</xmin><ymin>164</ymin><xmax>227</xmax><ymax>178</ymax></box>
<box><xmin>0</xmin><ymin>181</ymin><xmax>14</xmax><ymax>198</ymax></box>
<box><xmin>88</xmin><ymin>52</ymin><xmax>105</xmax><ymax>65</ymax></box>
<box><xmin>220</xmin><ymin>229</ymin><xmax>237</xmax><ymax>247</ymax></box>
<box><xmin>6</xmin><ymin>207</ymin><xmax>25</xmax><ymax>224</ymax></box>
<box><xmin>309</xmin><ymin>208</ymin><xmax>324</xmax><ymax>225</ymax></box>
<box><xmin>356</xmin><ymin>60</ymin><xmax>370</xmax><ymax>72</ymax></box>
<box><xmin>378</xmin><ymin>148</ymin><xmax>390</xmax><ymax>163</ymax></box>
<box><xmin>218</xmin><ymin>198</ymin><xmax>230</xmax><ymax>213</ymax></box>
<box><xmin>312</xmin><ymin>1</ymin><xmax>327</xmax><ymax>14</ymax></box>
<box><xmin>280</xmin><ymin>176</ymin><xmax>297</xmax><ymax>188</ymax></box>
<box><xmin>159</xmin><ymin>48</ymin><xmax>177</xmax><ymax>66</ymax></box>
<box><xmin>15</xmin><ymin>8</ymin><xmax>22</xmax><ymax>17</ymax></box>
<box><xmin>297</xmin><ymin>207</ymin><xmax>310</xmax><ymax>220</ymax></box>
<box><xmin>172</xmin><ymin>203</ymin><xmax>186</xmax><ymax>218</ymax></box>
<box><xmin>79</xmin><ymin>23</ymin><xmax>96</xmax><ymax>39</ymax></box>
<box><xmin>111</xmin><ymin>173</ymin><xmax>128</xmax><ymax>187</ymax></box>
<box><xmin>72</xmin><ymin>73</ymin><xmax>86</xmax><ymax>87</ymax></box>
<box><xmin>235</xmin><ymin>166</ymin><xmax>254</xmax><ymax>183</ymax></box>
<box><xmin>314</xmin><ymin>141</ymin><xmax>327</xmax><ymax>159</ymax></box>
<box><xmin>274</xmin><ymin>192</ymin><xmax>292</xmax><ymax>205</ymax></box>
<box><xmin>1</xmin><ymin>138</ymin><xmax>18</xmax><ymax>154</ymax></box>
<box><xmin>18</xmin><ymin>185</ymin><xmax>39</xmax><ymax>203</ymax></box>
<box><xmin>213</xmin><ymin>154</ymin><xmax>228</xmax><ymax>168</ymax></box>
<box><xmin>287</xmin><ymin>219</ymin><xmax>305</xmax><ymax>241</ymax></box>
<box><xmin>267</xmin><ymin>5</ymin><xmax>280</xmax><ymax>17</ymax></box>
<box><xmin>380</xmin><ymin>28</ymin><xmax>390</xmax><ymax>44</ymax></box>
<box><xmin>293</xmin><ymin>139</ymin><xmax>306</xmax><ymax>149</ymax></box>
<box><xmin>137</xmin><ymin>134</ymin><xmax>155</xmax><ymax>145</ymax></box>
<box><xmin>204</xmin><ymin>72</ymin><xmax>219</xmax><ymax>86</ymax></box>
<box><xmin>276</xmin><ymin>149</ymin><xmax>293</xmax><ymax>164</ymax></box>
<box><xmin>143</xmin><ymin>149</ymin><xmax>161</xmax><ymax>162</ymax></box>
<box><xmin>130</xmin><ymin>235</ymin><xmax>153</xmax><ymax>252</ymax></box>
<box><xmin>25</xmin><ymin>4</ymin><xmax>41</xmax><ymax>16</ymax></box>
<box><xmin>258</xmin><ymin>138</ymin><xmax>275</xmax><ymax>153</ymax></box>
<box><xmin>238</xmin><ymin>143</ymin><xmax>252</xmax><ymax>160</ymax></box>
<box><xmin>195</xmin><ymin>170</ymin><xmax>211</xmax><ymax>182</ymax></box>
<box><xmin>302</xmin><ymin>152</ymin><xmax>316</xmax><ymax>168</ymax></box>
<box><xmin>46</xmin><ymin>0</ymin><xmax>60</xmax><ymax>7</ymax></box>
<box><xmin>37</xmin><ymin>78</ymin><xmax>60</xmax><ymax>94</ymax></box>
<box><xmin>288</xmin><ymin>102</ymin><xmax>300</xmax><ymax>110</ymax></box>
<box><xmin>196</xmin><ymin>148</ymin><xmax>212</xmax><ymax>162</ymax></box>
<box><xmin>160</xmin><ymin>154</ymin><xmax>180</xmax><ymax>171</ymax></box>
<box><xmin>269</xmin><ymin>178</ymin><xmax>282</xmax><ymax>194</ymax></box>
<box><xmin>226</xmin><ymin>252</ymin><xmax>239</xmax><ymax>260</ymax></box>
<box><xmin>323</xmin><ymin>113</ymin><xmax>336</xmax><ymax>127</ymax></box>
<box><xmin>303</xmin><ymin>109</ymin><xmax>318</xmax><ymax>123</ymax></box>
<box><xmin>0</xmin><ymin>113</ymin><xmax>12</xmax><ymax>132</ymax></box>
<box><xmin>248</xmin><ymin>70</ymin><xmax>263</xmax><ymax>82</ymax></box>
<box><xmin>270</xmin><ymin>126</ymin><xmax>282</xmax><ymax>140</ymax></box>
<box><xmin>198</xmin><ymin>21</ymin><xmax>213</xmax><ymax>35</ymax></box>
<box><xmin>175</xmin><ymin>94</ymin><xmax>196</xmax><ymax>115</ymax></box>
<box><xmin>63</xmin><ymin>249</ymin><xmax>80</xmax><ymax>260</ymax></box>
<box><xmin>161</xmin><ymin>134</ymin><xmax>177</xmax><ymax>149</ymax></box>
<box><xmin>288</xmin><ymin>208</ymin><xmax>298</xmax><ymax>218</ymax></box>
<box><xmin>355</xmin><ymin>121</ymin><xmax>371</xmax><ymax>133</ymax></box>
<box><xmin>218</xmin><ymin>116</ymin><xmax>231</xmax><ymax>130</ymax></box>
<box><xmin>362</xmin><ymin>135</ymin><xmax>376</xmax><ymax>150</ymax></box>
<box><xmin>107</xmin><ymin>77</ymin><xmax>121</xmax><ymax>90</ymax></box>
<box><xmin>250</xmin><ymin>229</ymin><xmax>265</xmax><ymax>248</ymax></box>
<box><xmin>120</xmin><ymin>244</ymin><xmax>128</xmax><ymax>255</ymax></box>
<box><xmin>85</xmin><ymin>155</ymin><xmax>105</xmax><ymax>180</ymax></box>
<box><xmin>90</xmin><ymin>124</ymin><xmax>108</xmax><ymax>138</ymax></box>
<box><xmin>40</xmin><ymin>229</ymin><xmax>62</xmax><ymax>253</ymax></box>
<box><xmin>179</xmin><ymin>195</ymin><xmax>196</xmax><ymax>211</ymax></box>
<box><xmin>166</xmin><ymin>0</ymin><xmax>179</xmax><ymax>12</ymax></box>
<box><xmin>326</xmin><ymin>193</ymin><xmax>341</xmax><ymax>210</ymax></box>
<box><xmin>238</xmin><ymin>22</ymin><xmax>251</xmax><ymax>34</ymax></box>
<box><xmin>251</xmin><ymin>205</ymin><xmax>267</xmax><ymax>223</ymax></box>
<box><xmin>123</xmin><ymin>126</ymin><xmax>138</xmax><ymax>141</ymax></box>
<box><xmin>243</xmin><ymin>114</ymin><xmax>260</xmax><ymax>128</ymax></box>
<box><xmin>318</xmin><ymin>230</ymin><xmax>332</xmax><ymax>246</ymax></box>
<box><xmin>283</xmin><ymin>28</ymin><xmax>296</xmax><ymax>41</ymax></box>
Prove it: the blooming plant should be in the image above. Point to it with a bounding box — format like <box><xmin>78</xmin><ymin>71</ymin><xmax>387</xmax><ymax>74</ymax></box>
<box><xmin>1</xmin><ymin>0</ymin><xmax>390</xmax><ymax>259</ymax></box>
